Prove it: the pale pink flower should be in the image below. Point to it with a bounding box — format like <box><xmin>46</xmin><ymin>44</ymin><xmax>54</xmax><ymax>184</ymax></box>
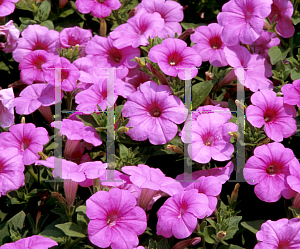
<box><xmin>281</xmin><ymin>79</ymin><xmax>300</xmax><ymax>108</ymax></box>
<box><xmin>0</xmin><ymin>20</ymin><xmax>20</xmax><ymax>53</ymax></box>
<box><xmin>0</xmin><ymin>87</ymin><xmax>14</xmax><ymax>128</ymax></box>
<box><xmin>0</xmin><ymin>0</ymin><xmax>19</xmax><ymax>17</ymax></box>
<box><xmin>75</xmin><ymin>0</ymin><xmax>121</xmax><ymax>18</ymax></box>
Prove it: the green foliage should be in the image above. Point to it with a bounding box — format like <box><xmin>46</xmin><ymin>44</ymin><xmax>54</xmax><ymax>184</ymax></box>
<box><xmin>146</xmin><ymin>238</ymin><xmax>170</xmax><ymax>249</ymax></box>
<box><xmin>192</xmin><ymin>80</ymin><xmax>215</xmax><ymax>110</ymax></box>
<box><xmin>39</xmin><ymin>218</ymin><xmax>68</xmax><ymax>243</ymax></box>
<box><xmin>55</xmin><ymin>222</ymin><xmax>86</xmax><ymax>238</ymax></box>
<box><xmin>240</xmin><ymin>220</ymin><xmax>266</xmax><ymax>234</ymax></box>
<box><xmin>289</xmin><ymin>206</ymin><xmax>300</xmax><ymax>218</ymax></box>
<box><xmin>268</xmin><ymin>46</ymin><xmax>290</xmax><ymax>65</ymax></box>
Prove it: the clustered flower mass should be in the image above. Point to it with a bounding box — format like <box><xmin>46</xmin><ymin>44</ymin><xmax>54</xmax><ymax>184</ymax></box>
<box><xmin>0</xmin><ymin>0</ymin><xmax>300</xmax><ymax>248</ymax></box>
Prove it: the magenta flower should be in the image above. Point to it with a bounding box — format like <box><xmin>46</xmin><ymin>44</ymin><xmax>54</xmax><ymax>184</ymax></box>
<box><xmin>0</xmin><ymin>148</ymin><xmax>24</xmax><ymax>197</ymax></box>
<box><xmin>156</xmin><ymin>189</ymin><xmax>210</xmax><ymax>239</ymax></box>
<box><xmin>255</xmin><ymin>218</ymin><xmax>300</xmax><ymax>249</ymax></box>
<box><xmin>246</xmin><ymin>90</ymin><xmax>297</xmax><ymax>142</ymax></box>
<box><xmin>122</xmin><ymin>81</ymin><xmax>187</xmax><ymax>145</ymax></box>
<box><xmin>0</xmin><ymin>235</ymin><xmax>58</xmax><ymax>249</ymax></box>
<box><xmin>14</xmin><ymin>83</ymin><xmax>61</xmax><ymax>124</ymax></box>
<box><xmin>282</xmin><ymin>79</ymin><xmax>300</xmax><ymax>108</ymax></box>
<box><xmin>148</xmin><ymin>38</ymin><xmax>202</xmax><ymax>80</ymax></box>
<box><xmin>59</xmin><ymin>26</ymin><xmax>92</xmax><ymax>57</ymax></box>
<box><xmin>75</xmin><ymin>0</ymin><xmax>121</xmax><ymax>18</ymax></box>
<box><xmin>0</xmin><ymin>20</ymin><xmax>20</xmax><ymax>53</ymax></box>
<box><xmin>249</xmin><ymin>30</ymin><xmax>280</xmax><ymax>59</ymax></box>
<box><xmin>0</xmin><ymin>87</ymin><xmax>14</xmax><ymax>128</ymax></box>
<box><xmin>268</xmin><ymin>0</ymin><xmax>295</xmax><ymax>38</ymax></box>
<box><xmin>244</xmin><ymin>142</ymin><xmax>297</xmax><ymax>202</ymax></box>
<box><xmin>181</xmin><ymin>113</ymin><xmax>237</xmax><ymax>164</ymax></box>
<box><xmin>137</xmin><ymin>0</ymin><xmax>184</xmax><ymax>38</ymax></box>
<box><xmin>217</xmin><ymin>0</ymin><xmax>272</xmax><ymax>46</ymax></box>
<box><xmin>0</xmin><ymin>0</ymin><xmax>19</xmax><ymax>17</ymax></box>
<box><xmin>122</xmin><ymin>164</ymin><xmax>184</xmax><ymax>210</ymax></box>
<box><xmin>12</xmin><ymin>25</ymin><xmax>59</xmax><ymax>63</ymax></box>
<box><xmin>86</xmin><ymin>188</ymin><xmax>147</xmax><ymax>249</ymax></box>
<box><xmin>224</xmin><ymin>45</ymin><xmax>273</xmax><ymax>92</ymax></box>
<box><xmin>110</xmin><ymin>9</ymin><xmax>164</xmax><ymax>49</ymax></box>
<box><xmin>185</xmin><ymin>176</ymin><xmax>222</xmax><ymax>216</ymax></box>
<box><xmin>0</xmin><ymin>123</ymin><xmax>49</xmax><ymax>165</ymax></box>
<box><xmin>19</xmin><ymin>50</ymin><xmax>57</xmax><ymax>85</ymax></box>
<box><xmin>124</xmin><ymin>67</ymin><xmax>152</xmax><ymax>90</ymax></box>
<box><xmin>286</xmin><ymin>158</ymin><xmax>300</xmax><ymax>194</ymax></box>
<box><xmin>78</xmin><ymin>161</ymin><xmax>108</xmax><ymax>186</ymax></box>
<box><xmin>86</xmin><ymin>35</ymin><xmax>140</xmax><ymax>79</ymax></box>
<box><xmin>191</xmin><ymin>23</ymin><xmax>228</xmax><ymax>67</ymax></box>
<box><xmin>75</xmin><ymin>78</ymin><xmax>125</xmax><ymax>112</ymax></box>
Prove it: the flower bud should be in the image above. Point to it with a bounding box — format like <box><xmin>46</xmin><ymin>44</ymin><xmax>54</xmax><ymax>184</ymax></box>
<box><xmin>292</xmin><ymin>193</ymin><xmax>300</xmax><ymax>212</ymax></box>
<box><xmin>100</xmin><ymin>18</ymin><xmax>107</xmax><ymax>37</ymax></box>
<box><xmin>128</xmin><ymin>8</ymin><xmax>137</xmax><ymax>18</ymax></box>
<box><xmin>64</xmin><ymin>180</ymin><xmax>78</xmax><ymax>209</ymax></box>
<box><xmin>230</xmin><ymin>183</ymin><xmax>240</xmax><ymax>203</ymax></box>
<box><xmin>219</xmin><ymin>70</ymin><xmax>237</xmax><ymax>88</ymax></box>
<box><xmin>178</xmin><ymin>28</ymin><xmax>195</xmax><ymax>41</ymax></box>
<box><xmin>167</xmin><ymin>144</ymin><xmax>184</xmax><ymax>154</ymax></box>
<box><xmin>51</xmin><ymin>191</ymin><xmax>67</xmax><ymax>204</ymax></box>
<box><xmin>59</xmin><ymin>0</ymin><xmax>69</xmax><ymax>8</ymax></box>
<box><xmin>235</xmin><ymin>99</ymin><xmax>245</xmax><ymax>112</ymax></box>
<box><xmin>38</xmin><ymin>151</ymin><xmax>48</xmax><ymax>160</ymax></box>
<box><xmin>171</xmin><ymin>237</ymin><xmax>201</xmax><ymax>249</ymax></box>
<box><xmin>228</xmin><ymin>131</ymin><xmax>239</xmax><ymax>139</ymax></box>
<box><xmin>217</xmin><ymin>231</ymin><xmax>226</xmax><ymax>240</ymax></box>
<box><xmin>263</xmin><ymin>18</ymin><xmax>271</xmax><ymax>30</ymax></box>
<box><xmin>118</xmin><ymin>126</ymin><xmax>130</xmax><ymax>133</ymax></box>
<box><xmin>134</xmin><ymin>57</ymin><xmax>145</xmax><ymax>68</ymax></box>
<box><xmin>205</xmin><ymin>71</ymin><xmax>214</xmax><ymax>81</ymax></box>
<box><xmin>145</xmin><ymin>62</ymin><xmax>169</xmax><ymax>86</ymax></box>
<box><xmin>21</xmin><ymin>117</ymin><xmax>26</xmax><ymax>124</ymax></box>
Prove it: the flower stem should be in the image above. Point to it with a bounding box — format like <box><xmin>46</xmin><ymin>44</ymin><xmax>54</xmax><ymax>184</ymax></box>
<box><xmin>212</xmin><ymin>242</ymin><xmax>219</xmax><ymax>249</ymax></box>
<box><xmin>26</xmin><ymin>166</ymin><xmax>47</xmax><ymax>188</ymax></box>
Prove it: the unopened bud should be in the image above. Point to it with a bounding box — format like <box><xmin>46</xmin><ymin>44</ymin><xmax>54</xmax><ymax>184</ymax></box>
<box><xmin>228</xmin><ymin>131</ymin><xmax>238</xmax><ymax>139</ymax></box>
<box><xmin>59</xmin><ymin>0</ymin><xmax>69</xmax><ymax>8</ymax></box>
<box><xmin>128</xmin><ymin>8</ymin><xmax>137</xmax><ymax>18</ymax></box>
<box><xmin>167</xmin><ymin>145</ymin><xmax>183</xmax><ymax>154</ymax></box>
<box><xmin>230</xmin><ymin>183</ymin><xmax>240</xmax><ymax>203</ymax></box>
<box><xmin>178</xmin><ymin>28</ymin><xmax>195</xmax><ymax>41</ymax></box>
<box><xmin>100</xmin><ymin>18</ymin><xmax>107</xmax><ymax>37</ymax></box>
<box><xmin>51</xmin><ymin>191</ymin><xmax>67</xmax><ymax>203</ymax></box>
<box><xmin>32</xmin><ymin>4</ymin><xmax>38</xmax><ymax>12</ymax></box>
<box><xmin>217</xmin><ymin>231</ymin><xmax>226</xmax><ymax>240</ymax></box>
<box><xmin>21</xmin><ymin>117</ymin><xmax>25</xmax><ymax>124</ymax></box>
<box><xmin>205</xmin><ymin>71</ymin><xmax>214</xmax><ymax>81</ymax></box>
<box><xmin>171</xmin><ymin>237</ymin><xmax>201</xmax><ymax>249</ymax></box>
<box><xmin>66</xmin><ymin>48</ymin><xmax>73</xmax><ymax>58</ymax></box>
<box><xmin>292</xmin><ymin>193</ymin><xmax>300</xmax><ymax>212</ymax></box>
<box><xmin>235</xmin><ymin>99</ymin><xmax>245</xmax><ymax>112</ymax></box>
<box><xmin>38</xmin><ymin>151</ymin><xmax>48</xmax><ymax>160</ymax></box>
<box><xmin>256</xmin><ymin>137</ymin><xmax>271</xmax><ymax>147</ymax></box>
<box><xmin>219</xmin><ymin>70</ymin><xmax>237</xmax><ymax>88</ymax></box>
<box><xmin>118</xmin><ymin>126</ymin><xmax>130</xmax><ymax>133</ymax></box>
<box><xmin>145</xmin><ymin>62</ymin><xmax>169</xmax><ymax>86</ymax></box>
<box><xmin>73</xmin><ymin>44</ymin><xmax>79</xmax><ymax>55</ymax></box>
<box><xmin>134</xmin><ymin>57</ymin><xmax>145</xmax><ymax>68</ymax></box>
<box><xmin>263</xmin><ymin>18</ymin><xmax>271</xmax><ymax>30</ymax></box>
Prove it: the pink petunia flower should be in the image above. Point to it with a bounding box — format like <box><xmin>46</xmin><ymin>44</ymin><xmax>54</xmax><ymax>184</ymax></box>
<box><xmin>0</xmin><ymin>235</ymin><xmax>58</xmax><ymax>249</ymax></box>
<box><xmin>185</xmin><ymin>176</ymin><xmax>222</xmax><ymax>216</ymax></box>
<box><xmin>59</xmin><ymin>26</ymin><xmax>92</xmax><ymax>57</ymax></box>
<box><xmin>12</xmin><ymin>25</ymin><xmax>59</xmax><ymax>63</ymax></box>
<box><xmin>86</xmin><ymin>188</ymin><xmax>147</xmax><ymax>249</ymax></box>
<box><xmin>0</xmin><ymin>20</ymin><xmax>20</xmax><ymax>53</ymax></box>
<box><xmin>156</xmin><ymin>189</ymin><xmax>210</xmax><ymax>239</ymax></box>
<box><xmin>217</xmin><ymin>0</ymin><xmax>272</xmax><ymax>46</ymax></box>
<box><xmin>148</xmin><ymin>38</ymin><xmax>202</xmax><ymax>80</ymax></box>
<box><xmin>246</xmin><ymin>90</ymin><xmax>297</xmax><ymax>142</ymax></box>
<box><xmin>14</xmin><ymin>83</ymin><xmax>62</xmax><ymax>124</ymax></box>
<box><xmin>286</xmin><ymin>158</ymin><xmax>300</xmax><ymax>194</ymax></box>
<box><xmin>85</xmin><ymin>35</ymin><xmax>140</xmax><ymax>79</ymax></box>
<box><xmin>122</xmin><ymin>164</ymin><xmax>184</xmax><ymax>210</ymax></box>
<box><xmin>181</xmin><ymin>113</ymin><xmax>237</xmax><ymax>164</ymax></box>
<box><xmin>254</xmin><ymin>218</ymin><xmax>300</xmax><ymax>249</ymax></box>
<box><xmin>224</xmin><ymin>45</ymin><xmax>273</xmax><ymax>92</ymax></box>
<box><xmin>0</xmin><ymin>123</ymin><xmax>49</xmax><ymax>165</ymax></box>
<box><xmin>75</xmin><ymin>0</ymin><xmax>121</xmax><ymax>19</ymax></box>
<box><xmin>268</xmin><ymin>0</ymin><xmax>295</xmax><ymax>38</ymax></box>
<box><xmin>110</xmin><ymin>9</ymin><xmax>164</xmax><ymax>49</ymax></box>
<box><xmin>0</xmin><ymin>0</ymin><xmax>19</xmax><ymax>17</ymax></box>
<box><xmin>191</xmin><ymin>23</ymin><xmax>228</xmax><ymax>67</ymax></box>
<box><xmin>0</xmin><ymin>148</ymin><xmax>24</xmax><ymax>197</ymax></box>
<box><xmin>244</xmin><ymin>142</ymin><xmax>297</xmax><ymax>202</ymax></box>
<box><xmin>281</xmin><ymin>79</ymin><xmax>300</xmax><ymax>108</ymax></box>
<box><xmin>249</xmin><ymin>30</ymin><xmax>280</xmax><ymax>59</ymax></box>
<box><xmin>122</xmin><ymin>81</ymin><xmax>187</xmax><ymax>145</ymax></box>
<box><xmin>42</xmin><ymin>56</ymin><xmax>80</xmax><ymax>92</ymax></box>
<box><xmin>78</xmin><ymin>161</ymin><xmax>108</xmax><ymax>187</ymax></box>
<box><xmin>136</xmin><ymin>0</ymin><xmax>184</xmax><ymax>38</ymax></box>
<box><xmin>19</xmin><ymin>50</ymin><xmax>58</xmax><ymax>85</ymax></box>
<box><xmin>0</xmin><ymin>87</ymin><xmax>14</xmax><ymax>128</ymax></box>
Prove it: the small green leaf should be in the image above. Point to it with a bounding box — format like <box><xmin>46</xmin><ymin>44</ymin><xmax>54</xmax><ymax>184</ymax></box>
<box><xmin>292</xmin><ymin>16</ymin><xmax>300</xmax><ymax>25</ymax></box>
<box><xmin>203</xmin><ymin>226</ymin><xmax>216</xmax><ymax>244</ymax></box>
<box><xmin>37</xmin><ymin>0</ymin><xmax>51</xmax><ymax>21</ymax></box>
<box><xmin>115</xmin><ymin>105</ymin><xmax>124</xmax><ymax>121</ymax></box>
<box><xmin>192</xmin><ymin>80</ymin><xmax>214</xmax><ymax>110</ymax></box>
<box><xmin>76</xmin><ymin>206</ymin><xmax>89</xmax><ymax>233</ymax></box>
<box><xmin>181</xmin><ymin>22</ymin><xmax>203</xmax><ymax>30</ymax></box>
<box><xmin>40</xmin><ymin>20</ymin><xmax>54</xmax><ymax>30</ymax></box>
<box><xmin>55</xmin><ymin>222</ymin><xmax>86</xmax><ymax>238</ymax></box>
<box><xmin>275</xmin><ymin>60</ymin><xmax>285</xmax><ymax>72</ymax></box>
<box><xmin>268</xmin><ymin>46</ymin><xmax>290</xmax><ymax>65</ymax></box>
<box><xmin>240</xmin><ymin>220</ymin><xmax>266</xmax><ymax>234</ymax></box>
<box><xmin>0</xmin><ymin>61</ymin><xmax>10</xmax><ymax>71</ymax></box>
<box><xmin>39</xmin><ymin>218</ymin><xmax>67</xmax><ymax>243</ymax></box>
<box><xmin>19</xmin><ymin>17</ymin><xmax>37</xmax><ymax>25</ymax></box>
<box><xmin>76</xmin><ymin>115</ymin><xmax>99</xmax><ymax>128</ymax></box>
<box><xmin>291</xmin><ymin>68</ymin><xmax>300</xmax><ymax>81</ymax></box>
<box><xmin>60</xmin><ymin>8</ymin><xmax>75</xmax><ymax>18</ymax></box>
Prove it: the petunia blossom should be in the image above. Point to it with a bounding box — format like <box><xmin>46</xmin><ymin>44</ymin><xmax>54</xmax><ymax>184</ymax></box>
<box><xmin>224</xmin><ymin>45</ymin><xmax>273</xmax><ymax>92</ymax></box>
<box><xmin>122</xmin><ymin>164</ymin><xmax>184</xmax><ymax>210</ymax></box>
<box><xmin>0</xmin><ymin>87</ymin><xmax>14</xmax><ymax>128</ymax></box>
<box><xmin>217</xmin><ymin>0</ymin><xmax>272</xmax><ymax>46</ymax></box>
<box><xmin>0</xmin><ymin>0</ymin><xmax>19</xmax><ymax>17</ymax></box>
<box><xmin>0</xmin><ymin>235</ymin><xmax>58</xmax><ymax>249</ymax></box>
<box><xmin>12</xmin><ymin>24</ymin><xmax>59</xmax><ymax>63</ymax></box>
<box><xmin>191</xmin><ymin>23</ymin><xmax>228</xmax><ymax>67</ymax></box>
<box><xmin>244</xmin><ymin>142</ymin><xmax>297</xmax><ymax>202</ymax></box>
<box><xmin>281</xmin><ymin>79</ymin><xmax>300</xmax><ymax>108</ymax></box>
<box><xmin>0</xmin><ymin>148</ymin><xmax>24</xmax><ymax>197</ymax></box>
<box><xmin>136</xmin><ymin>0</ymin><xmax>183</xmax><ymax>38</ymax></box>
<box><xmin>268</xmin><ymin>0</ymin><xmax>295</xmax><ymax>38</ymax></box>
<box><xmin>0</xmin><ymin>20</ymin><xmax>20</xmax><ymax>53</ymax></box>
<box><xmin>86</xmin><ymin>188</ymin><xmax>147</xmax><ymax>249</ymax></box>
<box><xmin>110</xmin><ymin>9</ymin><xmax>164</xmax><ymax>49</ymax></box>
<box><xmin>148</xmin><ymin>38</ymin><xmax>202</xmax><ymax>80</ymax></box>
<box><xmin>246</xmin><ymin>90</ymin><xmax>297</xmax><ymax>142</ymax></box>
<box><xmin>0</xmin><ymin>123</ymin><xmax>49</xmax><ymax>165</ymax></box>
<box><xmin>254</xmin><ymin>218</ymin><xmax>300</xmax><ymax>249</ymax></box>
<box><xmin>19</xmin><ymin>50</ymin><xmax>58</xmax><ymax>85</ymax></box>
<box><xmin>75</xmin><ymin>0</ymin><xmax>121</xmax><ymax>19</ymax></box>
<box><xmin>156</xmin><ymin>189</ymin><xmax>210</xmax><ymax>239</ymax></box>
<box><xmin>122</xmin><ymin>81</ymin><xmax>187</xmax><ymax>145</ymax></box>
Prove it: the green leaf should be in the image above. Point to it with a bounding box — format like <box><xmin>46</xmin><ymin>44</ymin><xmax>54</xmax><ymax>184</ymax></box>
<box><xmin>218</xmin><ymin>245</ymin><xmax>246</xmax><ymax>249</ymax></box>
<box><xmin>39</xmin><ymin>218</ymin><xmax>67</xmax><ymax>243</ymax></box>
<box><xmin>181</xmin><ymin>22</ymin><xmax>203</xmax><ymax>30</ymax></box>
<box><xmin>40</xmin><ymin>20</ymin><xmax>54</xmax><ymax>30</ymax></box>
<box><xmin>0</xmin><ymin>61</ymin><xmax>10</xmax><ymax>71</ymax></box>
<box><xmin>76</xmin><ymin>115</ymin><xmax>99</xmax><ymax>128</ymax></box>
<box><xmin>206</xmin><ymin>218</ymin><xmax>217</xmax><ymax>229</ymax></box>
<box><xmin>37</xmin><ymin>0</ymin><xmax>51</xmax><ymax>21</ymax></box>
<box><xmin>60</xmin><ymin>8</ymin><xmax>75</xmax><ymax>18</ymax></box>
<box><xmin>192</xmin><ymin>80</ymin><xmax>214</xmax><ymax>110</ymax></box>
<box><xmin>240</xmin><ymin>220</ymin><xmax>266</xmax><ymax>234</ymax></box>
<box><xmin>275</xmin><ymin>60</ymin><xmax>285</xmax><ymax>72</ymax></box>
<box><xmin>203</xmin><ymin>226</ymin><xmax>216</xmax><ymax>244</ymax></box>
<box><xmin>295</xmin><ymin>116</ymin><xmax>300</xmax><ymax>137</ymax></box>
<box><xmin>222</xmin><ymin>216</ymin><xmax>242</xmax><ymax>239</ymax></box>
<box><xmin>292</xmin><ymin>16</ymin><xmax>300</xmax><ymax>25</ymax></box>
<box><xmin>15</xmin><ymin>0</ymin><xmax>36</xmax><ymax>12</ymax></box>
<box><xmin>55</xmin><ymin>222</ymin><xmax>86</xmax><ymax>238</ymax></box>
<box><xmin>118</xmin><ymin>143</ymin><xmax>129</xmax><ymax>159</ymax></box>
<box><xmin>19</xmin><ymin>17</ymin><xmax>37</xmax><ymax>25</ymax></box>
<box><xmin>115</xmin><ymin>105</ymin><xmax>124</xmax><ymax>121</ymax></box>
<box><xmin>289</xmin><ymin>206</ymin><xmax>300</xmax><ymax>218</ymax></box>
<box><xmin>291</xmin><ymin>68</ymin><xmax>300</xmax><ymax>81</ymax></box>
<box><xmin>268</xmin><ymin>46</ymin><xmax>290</xmax><ymax>65</ymax></box>
<box><xmin>76</xmin><ymin>206</ymin><xmax>89</xmax><ymax>233</ymax></box>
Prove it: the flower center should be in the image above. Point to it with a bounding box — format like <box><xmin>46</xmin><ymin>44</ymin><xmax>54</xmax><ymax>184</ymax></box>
<box><xmin>21</xmin><ymin>138</ymin><xmax>31</xmax><ymax>152</ymax></box>
<box><xmin>203</xmin><ymin>133</ymin><xmax>214</xmax><ymax>147</ymax></box>
<box><xmin>61</xmin><ymin>70</ymin><xmax>69</xmax><ymax>81</ymax></box>
<box><xmin>106</xmin><ymin>213</ymin><xmax>118</xmax><ymax>227</ymax></box>
<box><xmin>244</xmin><ymin>6</ymin><xmax>253</xmax><ymax>23</ymax></box>
<box><xmin>263</xmin><ymin>109</ymin><xmax>278</xmax><ymax>123</ymax></box>
<box><xmin>149</xmin><ymin>106</ymin><xmax>162</xmax><ymax>117</ymax></box>
<box><xmin>96</xmin><ymin>0</ymin><xmax>105</xmax><ymax>3</ymax></box>
<box><xmin>168</xmin><ymin>52</ymin><xmax>182</xmax><ymax>66</ymax></box>
<box><xmin>68</xmin><ymin>34</ymin><xmax>79</xmax><ymax>46</ymax></box>
<box><xmin>34</xmin><ymin>57</ymin><xmax>46</xmax><ymax>70</ymax></box>
<box><xmin>108</xmin><ymin>48</ymin><xmax>123</xmax><ymax>63</ymax></box>
<box><xmin>266</xmin><ymin>164</ymin><xmax>281</xmax><ymax>175</ymax></box>
<box><xmin>209</xmin><ymin>36</ymin><xmax>222</xmax><ymax>50</ymax></box>
<box><xmin>178</xmin><ymin>203</ymin><xmax>187</xmax><ymax>218</ymax></box>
